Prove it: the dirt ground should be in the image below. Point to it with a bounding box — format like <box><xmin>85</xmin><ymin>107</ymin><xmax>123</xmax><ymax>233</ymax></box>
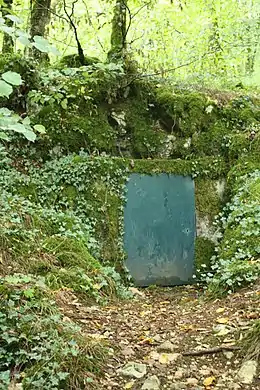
<box><xmin>58</xmin><ymin>283</ymin><xmax>260</xmax><ymax>390</ymax></box>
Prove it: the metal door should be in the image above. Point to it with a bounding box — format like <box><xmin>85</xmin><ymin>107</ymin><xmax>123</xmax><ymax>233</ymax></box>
<box><xmin>124</xmin><ymin>173</ymin><xmax>195</xmax><ymax>286</ymax></box>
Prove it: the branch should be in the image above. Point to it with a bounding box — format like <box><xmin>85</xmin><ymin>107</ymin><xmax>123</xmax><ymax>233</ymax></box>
<box><xmin>123</xmin><ymin>1</ymin><xmax>152</xmax><ymax>48</ymax></box>
<box><xmin>123</xmin><ymin>0</ymin><xmax>131</xmax><ymax>49</ymax></box>
<box><xmin>183</xmin><ymin>345</ymin><xmax>240</xmax><ymax>357</ymax></box>
<box><xmin>131</xmin><ymin>1</ymin><xmax>153</xmax><ymax>20</ymax></box>
<box><xmin>62</xmin><ymin>0</ymin><xmax>84</xmax><ymax>65</ymax></box>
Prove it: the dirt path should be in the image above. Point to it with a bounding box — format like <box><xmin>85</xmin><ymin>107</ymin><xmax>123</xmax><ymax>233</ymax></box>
<box><xmin>58</xmin><ymin>284</ymin><xmax>260</xmax><ymax>389</ymax></box>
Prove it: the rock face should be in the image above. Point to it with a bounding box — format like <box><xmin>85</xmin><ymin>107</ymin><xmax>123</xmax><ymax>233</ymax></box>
<box><xmin>237</xmin><ymin>360</ymin><xmax>257</xmax><ymax>384</ymax></box>
<box><xmin>118</xmin><ymin>362</ymin><xmax>147</xmax><ymax>378</ymax></box>
<box><xmin>141</xmin><ymin>375</ymin><xmax>161</xmax><ymax>390</ymax></box>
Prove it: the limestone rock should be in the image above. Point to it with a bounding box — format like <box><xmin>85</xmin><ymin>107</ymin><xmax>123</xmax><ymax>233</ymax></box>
<box><xmin>141</xmin><ymin>375</ymin><xmax>160</xmax><ymax>390</ymax></box>
<box><xmin>237</xmin><ymin>360</ymin><xmax>257</xmax><ymax>384</ymax></box>
<box><xmin>118</xmin><ymin>362</ymin><xmax>147</xmax><ymax>378</ymax></box>
<box><xmin>174</xmin><ymin>369</ymin><xmax>184</xmax><ymax>379</ymax></box>
<box><xmin>186</xmin><ymin>377</ymin><xmax>199</xmax><ymax>386</ymax></box>
<box><xmin>223</xmin><ymin>351</ymin><xmax>234</xmax><ymax>360</ymax></box>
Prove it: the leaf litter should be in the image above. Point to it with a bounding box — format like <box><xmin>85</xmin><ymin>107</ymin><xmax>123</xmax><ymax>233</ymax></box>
<box><xmin>56</xmin><ymin>282</ymin><xmax>260</xmax><ymax>389</ymax></box>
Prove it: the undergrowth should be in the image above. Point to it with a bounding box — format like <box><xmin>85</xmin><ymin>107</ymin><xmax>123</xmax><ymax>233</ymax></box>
<box><xmin>0</xmin><ymin>189</ymin><xmax>131</xmax><ymax>303</ymax></box>
<box><xmin>241</xmin><ymin>320</ymin><xmax>260</xmax><ymax>361</ymax></box>
<box><xmin>0</xmin><ymin>274</ymin><xmax>107</xmax><ymax>389</ymax></box>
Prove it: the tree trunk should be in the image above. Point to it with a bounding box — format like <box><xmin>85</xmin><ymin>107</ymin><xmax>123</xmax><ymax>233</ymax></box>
<box><xmin>29</xmin><ymin>0</ymin><xmax>52</xmax><ymax>60</ymax></box>
<box><xmin>1</xmin><ymin>0</ymin><xmax>14</xmax><ymax>54</ymax></box>
<box><xmin>107</xmin><ymin>0</ymin><xmax>127</xmax><ymax>62</ymax></box>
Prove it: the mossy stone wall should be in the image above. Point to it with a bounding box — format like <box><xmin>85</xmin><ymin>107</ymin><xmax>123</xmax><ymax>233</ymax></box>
<box><xmin>10</xmin><ymin>155</ymin><xmax>227</xmax><ymax>272</ymax></box>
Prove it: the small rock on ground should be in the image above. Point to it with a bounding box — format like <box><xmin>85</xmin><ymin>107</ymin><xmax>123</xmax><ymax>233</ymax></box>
<box><xmin>141</xmin><ymin>375</ymin><xmax>160</xmax><ymax>390</ymax></box>
<box><xmin>237</xmin><ymin>360</ymin><xmax>257</xmax><ymax>384</ymax></box>
<box><xmin>118</xmin><ymin>362</ymin><xmax>147</xmax><ymax>378</ymax></box>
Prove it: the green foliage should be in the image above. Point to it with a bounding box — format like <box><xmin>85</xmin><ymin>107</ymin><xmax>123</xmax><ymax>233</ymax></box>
<box><xmin>0</xmin><ymin>54</ymin><xmax>39</xmax><ymax>95</ymax></box>
<box><xmin>27</xmin><ymin>65</ymin><xmax>125</xmax><ymax>154</ymax></box>
<box><xmin>201</xmin><ymin>170</ymin><xmax>260</xmax><ymax>297</ymax></box>
<box><xmin>0</xmin><ymin>185</ymin><xmax>130</xmax><ymax>301</ymax></box>
<box><xmin>0</xmin><ymin>274</ymin><xmax>107</xmax><ymax>389</ymax></box>
<box><xmin>0</xmin><ymin>107</ymin><xmax>45</xmax><ymax>141</ymax></box>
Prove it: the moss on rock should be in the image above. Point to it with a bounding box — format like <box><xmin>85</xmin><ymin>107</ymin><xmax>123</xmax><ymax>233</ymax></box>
<box><xmin>154</xmin><ymin>87</ymin><xmax>216</xmax><ymax>136</ymax></box>
<box><xmin>195</xmin><ymin>178</ymin><xmax>224</xmax><ymax>223</ymax></box>
<box><xmin>58</xmin><ymin>54</ymin><xmax>100</xmax><ymax>68</ymax></box>
<box><xmin>195</xmin><ymin>237</ymin><xmax>215</xmax><ymax>270</ymax></box>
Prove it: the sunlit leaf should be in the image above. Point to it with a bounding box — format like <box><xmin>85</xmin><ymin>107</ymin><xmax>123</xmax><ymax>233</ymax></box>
<box><xmin>5</xmin><ymin>14</ymin><xmax>22</xmax><ymax>24</ymax></box>
<box><xmin>33</xmin><ymin>124</ymin><xmax>46</xmax><ymax>134</ymax></box>
<box><xmin>17</xmin><ymin>35</ymin><xmax>31</xmax><ymax>46</ymax></box>
<box><xmin>0</xmin><ymin>80</ymin><xmax>13</xmax><ymax>97</ymax></box>
<box><xmin>2</xmin><ymin>71</ymin><xmax>22</xmax><ymax>86</ymax></box>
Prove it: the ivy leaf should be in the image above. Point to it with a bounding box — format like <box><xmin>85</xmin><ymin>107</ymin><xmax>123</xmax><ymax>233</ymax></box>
<box><xmin>61</xmin><ymin>99</ymin><xmax>68</xmax><ymax>109</ymax></box>
<box><xmin>2</xmin><ymin>71</ymin><xmax>23</xmax><ymax>86</ymax></box>
<box><xmin>0</xmin><ymin>80</ymin><xmax>13</xmax><ymax>97</ymax></box>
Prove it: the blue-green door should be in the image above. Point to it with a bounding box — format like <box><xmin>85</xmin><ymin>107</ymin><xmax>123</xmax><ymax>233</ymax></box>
<box><xmin>124</xmin><ymin>174</ymin><xmax>195</xmax><ymax>286</ymax></box>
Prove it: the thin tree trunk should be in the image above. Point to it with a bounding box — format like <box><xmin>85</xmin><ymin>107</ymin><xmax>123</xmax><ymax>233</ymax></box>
<box><xmin>29</xmin><ymin>0</ymin><xmax>51</xmax><ymax>60</ymax></box>
<box><xmin>1</xmin><ymin>0</ymin><xmax>14</xmax><ymax>53</ymax></box>
<box><xmin>107</xmin><ymin>0</ymin><xmax>127</xmax><ymax>62</ymax></box>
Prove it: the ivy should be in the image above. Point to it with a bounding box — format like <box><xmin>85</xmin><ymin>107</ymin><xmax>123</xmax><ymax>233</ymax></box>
<box><xmin>197</xmin><ymin>170</ymin><xmax>260</xmax><ymax>297</ymax></box>
<box><xmin>0</xmin><ymin>274</ymin><xmax>107</xmax><ymax>388</ymax></box>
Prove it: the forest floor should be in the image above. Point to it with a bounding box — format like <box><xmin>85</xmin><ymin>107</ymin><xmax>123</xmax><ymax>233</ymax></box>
<box><xmin>58</xmin><ymin>283</ymin><xmax>260</xmax><ymax>390</ymax></box>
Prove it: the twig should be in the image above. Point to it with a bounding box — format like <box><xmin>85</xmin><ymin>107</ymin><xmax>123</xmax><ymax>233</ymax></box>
<box><xmin>183</xmin><ymin>345</ymin><xmax>240</xmax><ymax>357</ymax></box>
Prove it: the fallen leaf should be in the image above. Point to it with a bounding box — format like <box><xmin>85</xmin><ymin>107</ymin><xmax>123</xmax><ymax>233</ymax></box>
<box><xmin>139</xmin><ymin>337</ymin><xmax>154</xmax><ymax>345</ymax></box>
<box><xmin>203</xmin><ymin>376</ymin><xmax>216</xmax><ymax>387</ymax></box>
<box><xmin>180</xmin><ymin>324</ymin><xmax>195</xmax><ymax>332</ymax></box>
<box><xmin>216</xmin><ymin>317</ymin><xmax>229</xmax><ymax>324</ymax></box>
<box><xmin>124</xmin><ymin>381</ymin><xmax>135</xmax><ymax>389</ymax></box>
<box><xmin>159</xmin><ymin>353</ymin><xmax>179</xmax><ymax>364</ymax></box>
<box><xmin>159</xmin><ymin>353</ymin><xmax>169</xmax><ymax>364</ymax></box>
<box><xmin>140</xmin><ymin>311</ymin><xmax>151</xmax><ymax>317</ymax></box>
<box><xmin>216</xmin><ymin>308</ymin><xmax>225</xmax><ymax>314</ymax></box>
